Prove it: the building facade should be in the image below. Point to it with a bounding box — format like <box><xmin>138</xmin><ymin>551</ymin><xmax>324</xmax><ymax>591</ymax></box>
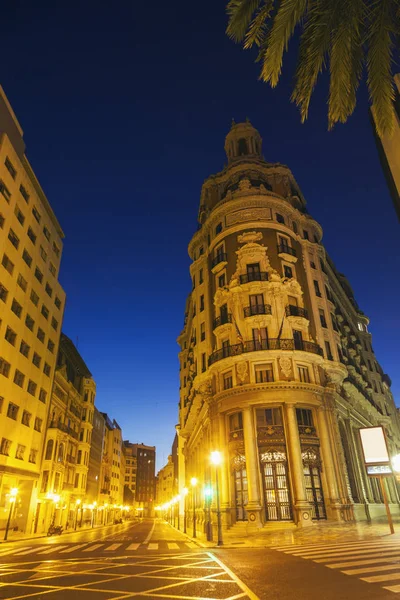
<box><xmin>0</xmin><ymin>87</ymin><xmax>66</xmax><ymax>534</ymax></box>
<box><xmin>124</xmin><ymin>442</ymin><xmax>156</xmax><ymax>516</ymax></box>
<box><xmin>99</xmin><ymin>415</ymin><xmax>125</xmax><ymax>511</ymax></box>
<box><xmin>156</xmin><ymin>455</ymin><xmax>175</xmax><ymax>506</ymax></box>
<box><xmin>86</xmin><ymin>407</ymin><xmax>105</xmax><ymax>504</ymax></box>
<box><xmin>36</xmin><ymin>334</ymin><xmax>95</xmax><ymax>533</ymax></box>
<box><xmin>177</xmin><ymin>121</ymin><xmax>400</xmax><ymax>531</ymax></box>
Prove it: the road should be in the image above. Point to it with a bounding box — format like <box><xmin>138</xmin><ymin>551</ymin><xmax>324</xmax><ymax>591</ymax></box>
<box><xmin>1</xmin><ymin>520</ymin><xmax>400</xmax><ymax>599</ymax></box>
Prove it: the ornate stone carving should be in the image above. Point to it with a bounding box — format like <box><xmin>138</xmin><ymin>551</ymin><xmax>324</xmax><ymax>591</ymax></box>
<box><xmin>236</xmin><ymin>361</ymin><xmax>249</xmax><ymax>384</ymax></box>
<box><xmin>239</xmin><ymin>178</ymin><xmax>251</xmax><ymax>191</ymax></box>
<box><xmin>226</xmin><ymin>208</ymin><xmax>272</xmax><ymax>226</ymax></box>
<box><xmin>279</xmin><ymin>356</ymin><xmax>292</xmax><ymax>379</ymax></box>
<box><xmin>237</xmin><ymin>231</ymin><xmax>263</xmax><ymax>244</ymax></box>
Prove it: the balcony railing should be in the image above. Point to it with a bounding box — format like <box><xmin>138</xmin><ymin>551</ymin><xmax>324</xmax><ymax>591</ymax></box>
<box><xmin>344</xmin><ymin>376</ymin><xmax>383</xmax><ymax>414</ymax></box>
<box><xmin>48</xmin><ymin>422</ymin><xmax>79</xmax><ymax>440</ymax></box>
<box><xmin>285</xmin><ymin>305</ymin><xmax>309</xmax><ymax>319</ymax></box>
<box><xmin>62</xmin><ymin>482</ymin><xmax>74</xmax><ymax>491</ymax></box>
<box><xmin>277</xmin><ymin>244</ymin><xmax>297</xmax><ymax>257</ymax></box>
<box><xmin>239</xmin><ymin>272</ymin><xmax>269</xmax><ymax>284</ymax></box>
<box><xmin>244</xmin><ymin>303</ymin><xmax>272</xmax><ymax>318</ymax></box>
<box><xmin>209</xmin><ymin>338</ymin><xmax>323</xmax><ymax>365</ymax></box>
<box><xmin>213</xmin><ymin>314</ymin><xmax>232</xmax><ymax>329</ymax></box>
<box><xmin>211</xmin><ymin>253</ymin><xmax>227</xmax><ymax>268</ymax></box>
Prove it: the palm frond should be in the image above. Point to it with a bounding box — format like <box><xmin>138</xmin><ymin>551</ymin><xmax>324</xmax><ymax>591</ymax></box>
<box><xmin>226</xmin><ymin>0</ymin><xmax>262</xmax><ymax>43</ymax></box>
<box><xmin>261</xmin><ymin>0</ymin><xmax>308</xmax><ymax>87</ymax></box>
<box><xmin>244</xmin><ymin>1</ymin><xmax>274</xmax><ymax>49</ymax></box>
<box><xmin>291</xmin><ymin>0</ymin><xmax>337</xmax><ymax>122</ymax></box>
<box><xmin>367</xmin><ymin>0</ymin><xmax>396</xmax><ymax>137</ymax></box>
<box><xmin>328</xmin><ymin>0</ymin><xmax>366</xmax><ymax>129</ymax></box>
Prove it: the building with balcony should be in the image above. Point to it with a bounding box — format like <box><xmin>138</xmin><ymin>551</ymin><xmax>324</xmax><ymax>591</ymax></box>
<box><xmin>0</xmin><ymin>87</ymin><xmax>66</xmax><ymax>535</ymax></box>
<box><xmin>36</xmin><ymin>333</ymin><xmax>95</xmax><ymax>533</ymax></box>
<box><xmin>156</xmin><ymin>455</ymin><xmax>175</xmax><ymax>506</ymax></box>
<box><xmin>177</xmin><ymin>120</ymin><xmax>400</xmax><ymax>531</ymax></box>
<box><xmin>124</xmin><ymin>442</ymin><xmax>156</xmax><ymax>516</ymax></box>
<box><xmin>99</xmin><ymin>415</ymin><xmax>125</xmax><ymax>513</ymax></box>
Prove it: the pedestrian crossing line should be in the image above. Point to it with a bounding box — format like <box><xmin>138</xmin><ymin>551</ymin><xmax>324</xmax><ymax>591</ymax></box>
<box><xmin>38</xmin><ymin>545</ymin><xmax>67</xmax><ymax>554</ymax></box>
<box><xmin>15</xmin><ymin>547</ymin><xmax>45</xmax><ymax>556</ymax></box>
<box><xmin>361</xmin><ymin>572</ymin><xmax>400</xmax><ymax>584</ymax></box>
<box><xmin>186</xmin><ymin>542</ymin><xmax>198</xmax><ymax>549</ymax></box>
<box><xmin>286</xmin><ymin>542</ymin><xmax>399</xmax><ymax>556</ymax></box>
<box><xmin>271</xmin><ymin>540</ymin><xmax>387</xmax><ymax>551</ymax></box>
<box><xmin>384</xmin><ymin>584</ymin><xmax>400</xmax><ymax>593</ymax></box>
<box><xmin>0</xmin><ymin>547</ymin><xmax>31</xmax><ymax>556</ymax></box>
<box><xmin>342</xmin><ymin>564</ymin><xmax>400</xmax><ymax>576</ymax></box>
<box><xmin>60</xmin><ymin>544</ymin><xmax>88</xmax><ymax>553</ymax></box>
<box><xmin>167</xmin><ymin>543</ymin><xmax>180</xmax><ymax>550</ymax></box>
<box><xmin>300</xmin><ymin>545</ymin><xmax>400</xmax><ymax>560</ymax></box>
<box><xmin>327</xmin><ymin>553</ymin><xmax>400</xmax><ymax>569</ymax></box>
<box><xmin>105</xmin><ymin>543</ymin><xmax>122</xmax><ymax>551</ymax></box>
<box><xmin>315</xmin><ymin>549</ymin><xmax>400</xmax><ymax>563</ymax></box>
<box><xmin>126</xmin><ymin>543</ymin><xmax>140</xmax><ymax>551</ymax></box>
<box><xmin>148</xmin><ymin>543</ymin><xmax>158</xmax><ymax>550</ymax></box>
<box><xmin>82</xmin><ymin>543</ymin><xmax>103</xmax><ymax>552</ymax></box>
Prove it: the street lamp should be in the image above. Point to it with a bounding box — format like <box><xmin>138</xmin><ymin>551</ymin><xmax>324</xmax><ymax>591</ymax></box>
<box><xmin>191</xmin><ymin>477</ymin><xmax>198</xmax><ymax>538</ymax></box>
<box><xmin>210</xmin><ymin>451</ymin><xmax>223</xmax><ymax>546</ymax></box>
<box><xmin>74</xmin><ymin>499</ymin><xmax>81</xmax><ymax>530</ymax></box>
<box><xmin>4</xmin><ymin>488</ymin><xmax>18</xmax><ymax>541</ymax></box>
<box><xmin>204</xmin><ymin>485</ymin><xmax>213</xmax><ymax>542</ymax></box>
<box><xmin>182</xmin><ymin>488</ymin><xmax>188</xmax><ymax>534</ymax></box>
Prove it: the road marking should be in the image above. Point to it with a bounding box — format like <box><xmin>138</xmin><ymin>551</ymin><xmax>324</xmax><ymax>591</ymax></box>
<box><xmin>105</xmin><ymin>543</ymin><xmax>122</xmax><ymax>551</ymax></box>
<box><xmin>342</xmin><ymin>564</ymin><xmax>400</xmax><ymax>575</ymax></box>
<box><xmin>315</xmin><ymin>549</ymin><xmax>400</xmax><ymax>564</ymax></box>
<box><xmin>211</xmin><ymin>551</ymin><xmax>260</xmax><ymax>600</ymax></box>
<box><xmin>144</xmin><ymin>520</ymin><xmax>156</xmax><ymax>544</ymax></box>
<box><xmin>307</xmin><ymin>546</ymin><xmax>400</xmax><ymax>560</ymax></box>
<box><xmin>288</xmin><ymin>542</ymin><xmax>399</xmax><ymax>556</ymax></box>
<box><xmin>126</xmin><ymin>543</ymin><xmax>140</xmax><ymax>550</ymax></box>
<box><xmin>384</xmin><ymin>584</ymin><xmax>400</xmax><ymax>593</ymax></box>
<box><xmin>328</xmin><ymin>553</ymin><xmax>400</xmax><ymax>569</ymax></box>
<box><xmin>38</xmin><ymin>545</ymin><xmax>67</xmax><ymax>554</ymax></box>
<box><xmin>362</xmin><ymin>572</ymin><xmax>400</xmax><ymax>583</ymax></box>
<box><xmin>272</xmin><ymin>539</ymin><xmax>394</xmax><ymax>551</ymax></box>
<box><xmin>167</xmin><ymin>543</ymin><xmax>180</xmax><ymax>549</ymax></box>
<box><xmin>82</xmin><ymin>543</ymin><xmax>103</xmax><ymax>552</ymax></box>
<box><xmin>60</xmin><ymin>544</ymin><xmax>87</xmax><ymax>553</ymax></box>
<box><xmin>16</xmin><ymin>547</ymin><xmax>45</xmax><ymax>555</ymax></box>
<box><xmin>148</xmin><ymin>543</ymin><xmax>158</xmax><ymax>550</ymax></box>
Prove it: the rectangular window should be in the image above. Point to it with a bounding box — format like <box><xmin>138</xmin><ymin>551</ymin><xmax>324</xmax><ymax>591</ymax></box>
<box><xmin>54</xmin><ymin>296</ymin><xmax>61</xmax><ymax>310</ymax></box>
<box><xmin>51</xmin><ymin>317</ymin><xmax>58</xmax><ymax>331</ymax></box>
<box><xmin>249</xmin><ymin>293</ymin><xmax>264</xmax><ymax>315</ymax></box>
<box><xmin>35</xmin><ymin>267</ymin><xmax>43</xmax><ymax>283</ymax></box>
<box><xmin>320</xmin><ymin>259</ymin><xmax>327</xmax><ymax>273</ymax></box>
<box><xmin>0</xmin><ymin>212</ymin><xmax>4</xmax><ymax>228</ymax></box>
<box><xmin>215</xmin><ymin>222</ymin><xmax>223</xmax><ymax>235</ymax></box>
<box><xmin>200</xmin><ymin>322</ymin><xmax>205</xmax><ymax>341</ymax></box>
<box><xmin>15</xmin><ymin>444</ymin><xmax>26</xmax><ymax>460</ymax></box>
<box><xmin>199</xmin><ymin>268</ymin><xmax>204</xmax><ymax>284</ymax></box>
<box><xmin>229</xmin><ymin>412</ymin><xmax>243</xmax><ymax>432</ymax></box>
<box><xmin>45</xmin><ymin>282</ymin><xmax>52</xmax><ymax>296</ymax></box>
<box><xmin>53</xmin><ymin>242</ymin><xmax>60</xmax><ymax>257</ymax></box>
<box><xmin>11</xmin><ymin>298</ymin><xmax>22</xmax><ymax>317</ymax></box>
<box><xmin>39</xmin><ymin>388</ymin><xmax>47</xmax><ymax>403</ymax></box>
<box><xmin>25</xmin><ymin>314</ymin><xmax>34</xmax><ymax>330</ymax></box>
<box><xmin>0</xmin><ymin>437</ymin><xmax>11</xmax><ymax>455</ymax></box>
<box><xmin>313</xmin><ymin>280</ymin><xmax>322</xmax><ymax>297</ymax></box>
<box><xmin>0</xmin><ymin>357</ymin><xmax>11</xmax><ymax>377</ymax></box>
<box><xmin>292</xmin><ymin>221</ymin><xmax>298</xmax><ymax>234</ymax></box>
<box><xmin>298</xmin><ymin>366</ymin><xmax>310</xmax><ymax>383</ymax></box>
<box><xmin>19</xmin><ymin>184</ymin><xmax>29</xmax><ymax>203</ymax></box>
<box><xmin>8</xmin><ymin>228</ymin><xmax>19</xmax><ymax>249</ymax></box>
<box><xmin>22</xmin><ymin>410</ymin><xmax>31</xmax><ymax>426</ymax></box>
<box><xmin>303</xmin><ymin>230</ymin><xmax>309</xmax><ymax>240</ymax></box>
<box><xmin>30</xmin><ymin>289</ymin><xmax>39</xmax><ymax>306</ymax></box>
<box><xmin>325</xmin><ymin>341</ymin><xmax>333</xmax><ymax>360</ymax></box>
<box><xmin>5</xmin><ymin>326</ymin><xmax>17</xmax><ymax>346</ymax></box>
<box><xmin>276</xmin><ymin>213</ymin><xmax>285</xmax><ymax>224</ymax></box>
<box><xmin>40</xmin><ymin>246</ymin><xmax>48</xmax><ymax>262</ymax></box>
<box><xmin>296</xmin><ymin>407</ymin><xmax>313</xmax><ymax>426</ymax></box>
<box><xmin>41</xmin><ymin>304</ymin><xmax>49</xmax><ymax>319</ymax></box>
<box><xmin>256</xmin><ymin>408</ymin><xmax>282</xmax><ymax>426</ymax></box>
<box><xmin>200</xmin><ymin>295</ymin><xmax>204</xmax><ymax>311</ymax></box>
<box><xmin>32</xmin><ymin>207</ymin><xmax>41</xmax><ymax>223</ymax></box>
<box><xmin>17</xmin><ymin>273</ymin><xmax>27</xmax><ymax>291</ymax></box>
<box><xmin>0</xmin><ymin>180</ymin><xmax>11</xmax><ymax>202</ymax></box>
<box><xmin>283</xmin><ymin>264</ymin><xmax>293</xmax><ymax>278</ymax></box>
<box><xmin>5</xmin><ymin>157</ymin><xmax>17</xmax><ymax>179</ymax></box>
<box><xmin>2</xmin><ymin>253</ymin><xmax>14</xmax><ymax>274</ymax></box>
<box><xmin>20</xmin><ymin>340</ymin><xmax>30</xmax><ymax>357</ymax></box>
<box><xmin>13</xmin><ymin>370</ymin><xmax>25</xmax><ymax>387</ymax></box>
<box><xmin>0</xmin><ymin>283</ymin><xmax>8</xmax><ymax>302</ymax></box>
<box><xmin>218</xmin><ymin>273</ymin><xmax>226</xmax><ymax>288</ymax></box>
<box><xmin>49</xmin><ymin>262</ymin><xmax>56</xmax><ymax>276</ymax></box>
<box><xmin>14</xmin><ymin>204</ymin><xmax>25</xmax><ymax>224</ymax></box>
<box><xmin>27</xmin><ymin>380</ymin><xmax>37</xmax><ymax>396</ymax></box>
<box><xmin>32</xmin><ymin>352</ymin><xmax>41</xmax><ymax>368</ymax></box>
<box><xmin>43</xmin><ymin>226</ymin><xmax>50</xmax><ymax>241</ymax></box>
<box><xmin>43</xmin><ymin>363</ymin><xmax>51</xmax><ymax>377</ymax></box>
<box><xmin>201</xmin><ymin>353</ymin><xmax>206</xmax><ymax>372</ymax></box>
<box><xmin>223</xmin><ymin>372</ymin><xmax>233</xmax><ymax>390</ymax></box>
<box><xmin>319</xmin><ymin>308</ymin><xmax>327</xmax><ymax>328</ymax></box>
<box><xmin>7</xmin><ymin>402</ymin><xmax>19</xmax><ymax>419</ymax></box>
<box><xmin>47</xmin><ymin>339</ymin><xmax>55</xmax><ymax>353</ymax></box>
<box><xmin>27</xmin><ymin>227</ymin><xmax>37</xmax><ymax>245</ymax></box>
<box><xmin>29</xmin><ymin>448</ymin><xmax>38</xmax><ymax>463</ymax></box>
<box><xmin>255</xmin><ymin>363</ymin><xmax>274</xmax><ymax>383</ymax></box>
<box><xmin>22</xmin><ymin>249</ymin><xmax>32</xmax><ymax>268</ymax></box>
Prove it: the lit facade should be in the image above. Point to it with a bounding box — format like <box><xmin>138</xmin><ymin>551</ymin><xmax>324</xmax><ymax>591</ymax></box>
<box><xmin>157</xmin><ymin>455</ymin><xmax>174</xmax><ymax>506</ymax></box>
<box><xmin>99</xmin><ymin>415</ymin><xmax>125</xmax><ymax>509</ymax></box>
<box><xmin>124</xmin><ymin>442</ymin><xmax>156</xmax><ymax>516</ymax></box>
<box><xmin>178</xmin><ymin>121</ymin><xmax>400</xmax><ymax>530</ymax></box>
<box><xmin>0</xmin><ymin>87</ymin><xmax>66</xmax><ymax>534</ymax></box>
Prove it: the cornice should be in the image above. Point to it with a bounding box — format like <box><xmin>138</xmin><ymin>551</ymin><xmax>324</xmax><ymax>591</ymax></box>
<box><xmin>213</xmin><ymin>382</ymin><xmax>325</xmax><ymax>403</ymax></box>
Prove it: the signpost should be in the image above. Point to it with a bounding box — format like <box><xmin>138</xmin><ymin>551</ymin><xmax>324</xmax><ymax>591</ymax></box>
<box><xmin>359</xmin><ymin>426</ymin><xmax>394</xmax><ymax>534</ymax></box>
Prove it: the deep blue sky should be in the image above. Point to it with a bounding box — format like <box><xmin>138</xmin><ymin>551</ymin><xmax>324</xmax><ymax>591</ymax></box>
<box><xmin>1</xmin><ymin>1</ymin><xmax>399</xmax><ymax>470</ymax></box>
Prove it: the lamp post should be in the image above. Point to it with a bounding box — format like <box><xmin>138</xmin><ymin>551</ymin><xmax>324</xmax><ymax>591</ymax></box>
<box><xmin>74</xmin><ymin>499</ymin><xmax>81</xmax><ymax>530</ymax></box>
<box><xmin>182</xmin><ymin>488</ymin><xmax>188</xmax><ymax>534</ymax></box>
<box><xmin>4</xmin><ymin>488</ymin><xmax>18</xmax><ymax>541</ymax></box>
<box><xmin>210</xmin><ymin>451</ymin><xmax>223</xmax><ymax>546</ymax></box>
<box><xmin>191</xmin><ymin>477</ymin><xmax>198</xmax><ymax>538</ymax></box>
<box><xmin>176</xmin><ymin>495</ymin><xmax>181</xmax><ymax>530</ymax></box>
<box><xmin>204</xmin><ymin>485</ymin><xmax>213</xmax><ymax>542</ymax></box>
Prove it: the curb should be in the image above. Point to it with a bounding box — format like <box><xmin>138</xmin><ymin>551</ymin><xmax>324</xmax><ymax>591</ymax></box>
<box><xmin>0</xmin><ymin>520</ymin><xmax>138</xmax><ymax>544</ymax></box>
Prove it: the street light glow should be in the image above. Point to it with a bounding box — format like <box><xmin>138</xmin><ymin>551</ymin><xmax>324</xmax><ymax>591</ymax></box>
<box><xmin>190</xmin><ymin>477</ymin><xmax>198</xmax><ymax>487</ymax></box>
<box><xmin>210</xmin><ymin>451</ymin><xmax>222</xmax><ymax>466</ymax></box>
<box><xmin>392</xmin><ymin>454</ymin><xmax>400</xmax><ymax>473</ymax></box>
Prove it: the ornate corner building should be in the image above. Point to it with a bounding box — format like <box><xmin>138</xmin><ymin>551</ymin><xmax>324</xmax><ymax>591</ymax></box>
<box><xmin>177</xmin><ymin>121</ymin><xmax>400</xmax><ymax>529</ymax></box>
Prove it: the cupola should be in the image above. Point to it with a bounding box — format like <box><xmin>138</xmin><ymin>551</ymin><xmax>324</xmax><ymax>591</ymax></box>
<box><xmin>224</xmin><ymin>119</ymin><xmax>262</xmax><ymax>164</ymax></box>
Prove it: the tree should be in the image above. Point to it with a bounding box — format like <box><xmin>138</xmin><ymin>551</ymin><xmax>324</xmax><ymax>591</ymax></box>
<box><xmin>226</xmin><ymin>0</ymin><xmax>400</xmax><ymax>136</ymax></box>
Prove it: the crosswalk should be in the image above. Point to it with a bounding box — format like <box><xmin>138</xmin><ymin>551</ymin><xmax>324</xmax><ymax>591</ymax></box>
<box><xmin>273</xmin><ymin>539</ymin><xmax>400</xmax><ymax>593</ymax></box>
<box><xmin>0</xmin><ymin>540</ymin><xmax>197</xmax><ymax>560</ymax></box>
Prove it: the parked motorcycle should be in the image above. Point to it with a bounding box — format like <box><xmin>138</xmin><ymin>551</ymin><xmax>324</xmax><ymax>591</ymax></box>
<box><xmin>47</xmin><ymin>524</ymin><xmax>63</xmax><ymax>536</ymax></box>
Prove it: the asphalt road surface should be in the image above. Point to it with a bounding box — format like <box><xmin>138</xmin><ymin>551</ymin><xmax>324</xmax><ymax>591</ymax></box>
<box><xmin>1</xmin><ymin>520</ymin><xmax>400</xmax><ymax>599</ymax></box>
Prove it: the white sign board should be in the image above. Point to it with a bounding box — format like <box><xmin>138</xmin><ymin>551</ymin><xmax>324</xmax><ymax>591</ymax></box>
<box><xmin>359</xmin><ymin>426</ymin><xmax>390</xmax><ymax>465</ymax></box>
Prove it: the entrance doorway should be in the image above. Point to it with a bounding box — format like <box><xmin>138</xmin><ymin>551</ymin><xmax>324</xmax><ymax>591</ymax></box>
<box><xmin>234</xmin><ymin>468</ymin><xmax>248</xmax><ymax>521</ymax></box>
<box><xmin>260</xmin><ymin>450</ymin><xmax>292</xmax><ymax>521</ymax></box>
<box><xmin>303</xmin><ymin>462</ymin><xmax>326</xmax><ymax>520</ymax></box>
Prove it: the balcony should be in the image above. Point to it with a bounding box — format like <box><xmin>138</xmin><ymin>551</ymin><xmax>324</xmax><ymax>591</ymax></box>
<box><xmin>66</xmin><ymin>454</ymin><xmax>76</xmax><ymax>464</ymax></box>
<box><xmin>213</xmin><ymin>314</ymin><xmax>232</xmax><ymax>329</ymax></box>
<box><xmin>62</xmin><ymin>482</ymin><xmax>74</xmax><ymax>491</ymax></box>
<box><xmin>209</xmin><ymin>338</ymin><xmax>323</xmax><ymax>365</ymax></box>
<box><xmin>48</xmin><ymin>422</ymin><xmax>79</xmax><ymax>440</ymax></box>
<box><xmin>211</xmin><ymin>253</ymin><xmax>227</xmax><ymax>269</ymax></box>
<box><xmin>277</xmin><ymin>243</ymin><xmax>297</xmax><ymax>259</ymax></box>
<box><xmin>239</xmin><ymin>272</ymin><xmax>269</xmax><ymax>284</ymax></box>
<box><xmin>285</xmin><ymin>304</ymin><xmax>309</xmax><ymax>319</ymax></box>
<box><xmin>244</xmin><ymin>303</ymin><xmax>272</xmax><ymax>318</ymax></box>
<box><xmin>344</xmin><ymin>376</ymin><xmax>383</xmax><ymax>414</ymax></box>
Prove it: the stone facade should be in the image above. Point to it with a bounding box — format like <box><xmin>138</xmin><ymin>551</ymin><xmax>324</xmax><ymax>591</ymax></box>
<box><xmin>177</xmin><ymin>121</ymin><xmax>400</xmax><ymax>532</ymax></box>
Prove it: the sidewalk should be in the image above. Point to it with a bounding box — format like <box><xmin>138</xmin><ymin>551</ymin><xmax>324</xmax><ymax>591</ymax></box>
<box><xmin>172</xmin><ymin>515</ymin><xmax>400</xmax><ymax>549</ymax></box>
<box><xmin>0</xmin><ymin>519</ymin><xmax>138</xmax><ymax>544</ymax></box>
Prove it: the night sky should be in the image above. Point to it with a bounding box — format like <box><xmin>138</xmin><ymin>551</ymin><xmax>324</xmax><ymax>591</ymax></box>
<box><xmin>1</xmin><ymin>1</ymin><xmax>399</xmax><ymax>470</ymax></box>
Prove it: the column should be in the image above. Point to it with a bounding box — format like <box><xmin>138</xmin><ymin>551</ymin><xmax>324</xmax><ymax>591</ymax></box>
<box><xmin>316</xmin><ymin>407</ymin><xmax>343</xmax><ymax>520</ymax></box>
<box><xmin>218</xmin><ymin>414</ymin><xmax>231</xmax><ymax>529</ymax></box>
<box><xmin>285</xmin><ymin>404</ymin><xmax>313</xmax><ymax>526</ymax></box>
<box><xmin>242</xmin><ymin>407</ymin><xmax>263</xmax><ymax>528</ymax></box>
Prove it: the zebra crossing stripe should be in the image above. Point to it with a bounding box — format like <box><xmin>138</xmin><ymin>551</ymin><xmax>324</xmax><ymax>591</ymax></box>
<box><xmin>82</xmin><ymin>544</ymin><xmax>103</xmax><ymax>552</ymax></box>
<box><xmin>361</xmin><ymin>572</ymin><xmax>400</xmax><ymax>583</ymax></box>
<box><xmin>60</xmin><ymin>544</ymin><xmax>87</xmax><ymax>553</ymax></box>
<box><xmin>301</xmin><ymin>545</ymin><xmax>400</xmax><ymax>560</ymax></box>
<box><xmin>105</xmin><ymin>544</ymin><xmax>122</xmax><ymax>551</ymax></box>
<box><xmin>327</xmin><ymin>553</ymin><xmax>400</xmax><ymax>569</ymax></box>
<box><xmin>167</xmin><ymin>543</ymin><xmax>180</xmax><ymax>550</ymax></box>
<box><xmin>4</xmin><ymin>547</ymin><xmax>33</xmax><ymax>556</ymax></box>
<box><xmin>148</xmin><ymin>543</ymin><xmax>158</xmax><ymax>550</ymax></box>
<box><xmin>342</xmin><ymin>564</ymin><xmax>400</xmax><ymax>576</ymax></box>
<box><xmin>16</xmin><ymin>547</ymin><xmax>45</xmax><ymax>555</ymax></box>
<box><xmin>38</xmin><ymin>545</ymin><xmax>67</xmax><ymax>554</ymax></box>
<box><xmin>126</xmin><ymin>543</ymin><xmax>140</xmax><ymax>551</ymax></box>
<box><xmin>287</xmin><ymin>542</ymin><xmax>398</xmax><ymax>556</ymax></box>
<box><xmin>384</xmin><ymin>584</ymin><xmax>400</xmax><ymax>593</ymax></box>
<box><xmin>314</xmin><ymin>549</ymin><xmax>400</xmax><ymax>563</ymax></box>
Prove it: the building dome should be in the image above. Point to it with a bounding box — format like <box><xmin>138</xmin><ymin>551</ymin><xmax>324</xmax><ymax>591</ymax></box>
<box><xmin>224</xmin><ymin>119</ymin><xmax>262</xmax><ymax>163</ymax></box>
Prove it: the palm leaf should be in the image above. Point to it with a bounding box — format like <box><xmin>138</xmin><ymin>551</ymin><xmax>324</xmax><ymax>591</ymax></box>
<box><xmin>261</xmin><ymin>0</ymin><xmax>308</xmax><ymax>87</ymax></box>
<box><xmin>226</xmin><ymin>0</ymin><xmax>262</xmax><ymax>43</ymax></box>
<box><xmin>367</xmin><ymin>0</ymin><xmax>396</xmax><ymax>137</ymax></box>
<box><xmin>244</xmin><ymin>1</ymin><xmax>275</xmax><ymax>49</ymax></box>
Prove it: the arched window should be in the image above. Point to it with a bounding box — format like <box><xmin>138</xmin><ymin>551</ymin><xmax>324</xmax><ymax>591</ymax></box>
<box><xmin>45</xmin><ymin>439</ymin><xmax>54</xmax><ymax>461</ymax></box>
<box><xmin>57</xmin><ymin>443</ymin><xmax>64</xmax><ymax>463</ymax></box>
<box><xmin>238</xmin><ymin>138</ymin><xmax>248</xmax><ymax>156</ymax></box>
